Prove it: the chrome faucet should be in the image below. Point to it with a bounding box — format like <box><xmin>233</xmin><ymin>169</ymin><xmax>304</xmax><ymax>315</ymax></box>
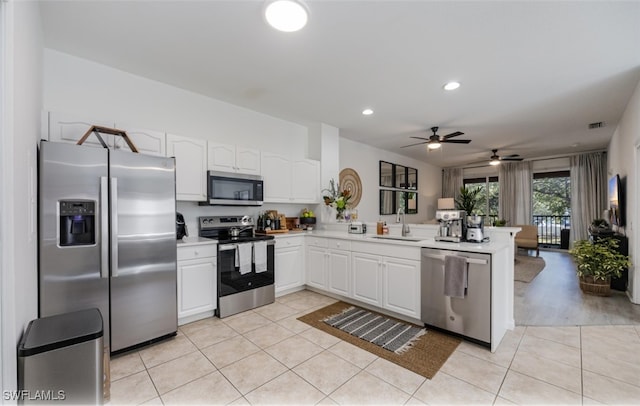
<box><xmin>397</xmin><ymin>208</ymin><xmax>410</xmax><ymax>237</ymax></box>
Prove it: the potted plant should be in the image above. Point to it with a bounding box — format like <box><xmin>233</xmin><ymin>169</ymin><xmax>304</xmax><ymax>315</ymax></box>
<box><xmin>569</xmin><ymin>238</ymin><xmax>631</xmax><ymax>296</ymax></box>
<box><xmin>454</xmin><ymin>186</ymin><xmax>483</xmax><ymax>216</ymax></box>
<box><xmin>494</xmin><ymin>219</ymin><xmax>507</xmax><ymax>227</ymax></box>
<box><xmin>588</xmin><ymin>218</ymin><xmax>611</xmax><ymax>235</ymax></box>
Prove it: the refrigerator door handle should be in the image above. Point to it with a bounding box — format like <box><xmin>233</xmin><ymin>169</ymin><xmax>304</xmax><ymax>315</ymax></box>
<box><xmin>100</xmin><ymin>177</ymin><xmax>109</xmax><ymax>279</ymax></box>
<box><xmin>111</xmin><ymin>177</ymin><xmax>119</xmax><ymax>277</ymax></box>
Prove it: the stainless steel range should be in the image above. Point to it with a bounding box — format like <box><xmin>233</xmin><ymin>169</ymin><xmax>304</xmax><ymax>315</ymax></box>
<box><xmin>199</xmin><ymin>215</ymin><xmax>275</xmax><ymax>318</ymax></box>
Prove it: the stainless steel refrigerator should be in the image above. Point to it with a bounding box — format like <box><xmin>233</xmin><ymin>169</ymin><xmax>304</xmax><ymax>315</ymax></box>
<box><xmin>38</xmin><ymin>140</ymin><xmax>177</xmax><ymax>353</ymax></box>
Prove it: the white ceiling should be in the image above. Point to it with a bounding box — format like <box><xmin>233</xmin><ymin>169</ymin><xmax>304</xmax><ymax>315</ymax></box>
<box><xmin>38</xmin><ymin>1</ymin><xmax>640</xmax><ymax>168</ymax></box>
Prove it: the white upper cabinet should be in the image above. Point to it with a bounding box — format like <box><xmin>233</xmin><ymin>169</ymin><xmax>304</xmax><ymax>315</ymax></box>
<box><xmin>261</xmin><ymin>152</ymin><xmax>320</xmax><ymax>203</ymax></box>
<box><xmin>114</xmin><ymin>125</ymin><xmax>166</xmax><ymax>156</ymax></box>
<box><xmin>47</xmin><ymin>111</ymin><xmax>115</xmax><ymax>148</ymax></box>
<box><xmin>208</xmin><ymin>142</ymin><xmax>260</xmax><ymax>175</ymax></box>
<box><xmin>166</xmin><ymin>133</ymin><xmax>207</xmax><ymax>201</ymax></box>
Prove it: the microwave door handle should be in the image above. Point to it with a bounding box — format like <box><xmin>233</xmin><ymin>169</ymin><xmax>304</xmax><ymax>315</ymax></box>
<box><xmin>100</xmin><ymin>177</ymin><xmax>109</xmax><ymax>279</ymax></box>
<box><xmin>111</xmin><ymin>177</ymin><xmax>119</xmax><ymax>277</ymax></box>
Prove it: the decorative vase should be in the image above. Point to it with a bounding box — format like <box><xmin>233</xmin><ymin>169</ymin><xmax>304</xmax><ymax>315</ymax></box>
<box><xmin>336</xmin><ymin>209</ymin><xmax>346</xmax><ymax>222</ymax></box>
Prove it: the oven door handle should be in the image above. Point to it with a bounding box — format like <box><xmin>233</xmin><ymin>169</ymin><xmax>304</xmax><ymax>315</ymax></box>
<box><xmin>218</xmin><ymin>240</ymin><xmax>275</xmax><ymax>251</ymax></box>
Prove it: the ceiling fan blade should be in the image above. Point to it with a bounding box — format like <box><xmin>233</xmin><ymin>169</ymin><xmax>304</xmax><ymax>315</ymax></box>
<box><xmin>501</xmin><ymin>156</ymin><xmax>523</xmax><ymax>161</ymax></box>
<box><xmin>401</xmin><ymin>141</ymin><xmax>428</xmax><ymax>148</ymax></box>
<box><xmin>441</xmin><ymin>131</ymin><xmax>464</xmax><ymax>139</ymax></box>
<box><xmin>501</xmin><ymin>154</ymin><xmax>521</xmax><ymax>159</ymax></box>
<box><xmin>409</xmin><ymin>136</ymin><xmax>430</xmax><ymax>141</ymax></box>
<box><xmin>441</xmin><ymin>139</ymin><xmax>471</xmax><ymax>144</ymax></box>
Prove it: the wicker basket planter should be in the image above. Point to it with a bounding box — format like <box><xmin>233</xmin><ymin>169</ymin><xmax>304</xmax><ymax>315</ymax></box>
<box><xmin>579</xmin><ymin>275</ymin><xmax>611</xmax><ymax>296</ymax></box>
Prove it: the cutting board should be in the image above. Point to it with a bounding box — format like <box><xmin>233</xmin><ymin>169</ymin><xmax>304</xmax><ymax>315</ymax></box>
<box><xmin>256</xmin><ymin>229</ymin><xmax>289</xmax><ymax>234</ymax></box>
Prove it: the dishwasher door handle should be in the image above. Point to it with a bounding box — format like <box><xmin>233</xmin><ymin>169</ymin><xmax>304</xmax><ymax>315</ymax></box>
<box><xmin>422</xmin><ymin>254</ymin><xmax>488</xmax><ymax>265</ymax></box>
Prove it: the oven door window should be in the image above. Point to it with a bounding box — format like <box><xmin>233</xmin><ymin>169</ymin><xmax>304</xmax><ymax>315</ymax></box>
<box><xmin>218</xmin><ymin>244</ymin><xmax>274</xmax><ymax>296</ymax></box>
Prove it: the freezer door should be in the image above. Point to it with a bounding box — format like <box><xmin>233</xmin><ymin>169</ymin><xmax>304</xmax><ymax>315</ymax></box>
<box><xmin>38</xmin><ymin>141</ymin><xmax>110</xmax><ymax>345</ymax></box>
<box><xmin>109</xmin><ymin>149</ymin><xmax>177</xmax><ymax>352</ymax></box>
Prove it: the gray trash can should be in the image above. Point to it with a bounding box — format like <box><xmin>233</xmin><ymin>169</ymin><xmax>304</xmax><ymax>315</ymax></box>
<box><xmin>18</xmin><ymin>308</ymin><xmax>104</xmax><ymax>405</ymax></box>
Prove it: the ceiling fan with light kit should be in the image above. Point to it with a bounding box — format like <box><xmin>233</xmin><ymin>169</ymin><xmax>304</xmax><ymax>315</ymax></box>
<box><xmin>488</xmin><ymin>149</ymin><xmax>523</xmax><ymax>165</ymax></box>
<box><xmin>401</xmin><ymin>126</ymin><xmax>471</xmax><ymax>150</ymax></box>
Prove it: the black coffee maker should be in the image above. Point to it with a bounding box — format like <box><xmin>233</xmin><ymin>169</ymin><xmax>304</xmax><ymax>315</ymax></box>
<box><xmin>176</xmin><ymin>212</ymin><xmax>188</xmax><ymax>240</ymax></box>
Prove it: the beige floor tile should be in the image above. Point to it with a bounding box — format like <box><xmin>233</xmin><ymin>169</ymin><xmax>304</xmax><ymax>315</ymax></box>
<box><xmin>229</xmin><ymin>396</ymin><xmax>250</xmax><ymax>405</ymax></box>
<box><xmin>440</xmin><ymin>350</ymin><xmax>508</xmax><ymax>394</ymax></box>
<box><xmin>582</xmin><ymin>325</ymin><xmax>640</xmax><ymax>344</ymax></box>
<box><xmin>582</xmin><ymin>349</ymin><xmax>640</xmax><ymax>388</ymax></box>
<box><xmin>245</xmin><ymin>370</ymin><xmax>325</xmax><ymax>405</ymax></box>
<box><xmin>161</xmin><ymin>371</ymin><xmax>242</xmax><ymax>405</ymax></box>
<box><xmin>276</xmin><ymin>290</ymin><xmax>310</xmax><ymax>303</ymax></box>
<box><xmin>277</xmin><ymin>312</ymin><xmax>313</xmax><ymax>333</ymax></box>
<box><xmin>293</xmin><ymin>351</ymin><xmax>361</xmax><ymax>395</ymax></box>
<box><xmin>253</xmin><ymin>301</ymin><xmax>300</xmax><ymax>321</ymax></box>
<box><xmin>510</xmin><ymin>350</ymin><xmax>582</xmax><ymax>394</ymax></box>
<box><xmin>365</xmin><ymin>358</ymin><xmax>426</xmax><ymax>395</ymax></box>
<box><xmin>110</xmin><ymin>351</ymin><xmax>145</xmax><ymax>381</ymax></box>
<box><xmin>583</xmin><ymin>370</ymin><xmax>640</xmax><ymax>404</ymax></box>
<box><xmin>200</xmin><ymin>335</ymin><xmax>261</xmax><ymax>369</ymax></box>
<box><xmin>137</xmin><ymin>334</ymin><xmax>197</xmax><ymax>368</ymax></box>
<box><xmin>285</xmin><ymin>295</ymin><xmax>336</xmax><ymax>312</ymax></box>
<box><xmin>242</xmin><ymin>322</ymin><xmax>294</xmax><ymax>348</ymax></box>
<box><xmin>184</xmin><ymin>323</ymin><xmax>239</xmax><ymax>349</ymax></box>
<box><xmin>110</xmin><ymin>370</ymin><xmax>158</xmax><ymax>405</ymax></box>
<box><xmin>327</xmin><ymin>340</ymin><xmax>378</xmax><ymax>369</ymax></box>
<box><xmin>456</xmin><ymin>333</ymin><xmax>519</xmax><ymax>368</ymax></box>
<box><xmin>223</xmin><ymin>311</ymin><xmax>272</xmax><ymax>334</ymax></box>
<box><xmin>219</xmin><ymin>351</ymin><xmax>287</xmax><ymax>395</ymax></box>
<box><xmin>178</xmin><ymin>316</ymin><xmax>225</xmax><ymax>336</ymax></box>
<box><xmin>524</xmin><ymin>325</ymin><xmax>581</xmax><ymax>348</ymax></box>
<box><xmin>265</xmin><ymin>335</ymin><xmax>324</xmax><ymax>368</ymax></box>
<box><xmin>329</xmin><ymin>371</ymin><xmax>411</xmax><ymax>405</ymax></box>
<box><xmin>518</xmin><ymin>334</ymin><xmax>581</xmax><ymax>368</ymax></box>
<box><xmin>493</xmin><ymin>396</ymin><xmax>518</xmax><ymax>405</ymax></box>
<box><xmin>317</xmin><ymin>396</ymin><xmax>339</xmax><ymax>405</ymax></box>
<box><xmin>147</xmin><ymin>351</ymin><xmax>216</xmax><ymax>394</ymax></box>
<box><xmin>139</xmin><ymin>397</ymin><xmax>163</xmax><ymax>405</ymax></box>
<box><xmin>499</xmin><ymin>370</ymin><xmax>582</xmax><ymax>405</ymax></box>
<box><xmin>298</xmin><ymin>326</ymin><xmax>341</xmax><ymax>349</ymax></box>
<box><xmin>413</xmin><ymin>371</ymin><xmax>496</xmax><ymax>405</ymax></box>
<box><xmin>405</xmin><ymin>397</ymin><xmax>427</xmax><ymax>405</ymax></box>
<box><xmin>582</xmin><ymin>396</ymin><xmax>607</xmax><ymax>405</ymax></box>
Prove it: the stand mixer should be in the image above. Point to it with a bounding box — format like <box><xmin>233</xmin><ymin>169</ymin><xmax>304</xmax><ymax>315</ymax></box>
<box><xmin>435</xmin><ymin>210</ymin><xmax>466</xmax><ymax>242</ymax></box>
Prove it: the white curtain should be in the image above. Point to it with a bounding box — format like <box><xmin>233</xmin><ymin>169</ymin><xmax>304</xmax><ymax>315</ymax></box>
<box><xmin>442</xmin><ymin>168</ymin><xmax>463</xmax><ymax>199</ymax></box>
<box><xmin>570</xmin><ymin>152</ymin><xmax>607</xmax><ymax>243</ymax></box>
<box><xmin>499</xmin><ymin>161</ymin><xmax>532</xmax><ymax>225</ymax></box>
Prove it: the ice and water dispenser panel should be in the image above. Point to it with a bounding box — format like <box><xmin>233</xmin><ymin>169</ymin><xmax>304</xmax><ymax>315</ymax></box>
<box><xmin>59</xmin><ymin>200</ymin><xmax>96</xmax><ymax>246</ymax></box>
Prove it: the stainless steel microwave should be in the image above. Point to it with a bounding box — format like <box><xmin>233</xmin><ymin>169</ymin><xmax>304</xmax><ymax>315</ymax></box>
<box><xmin>206</xmin><ymin>171</ymin><xmax>264</xmax><ymax>206</ymax></box>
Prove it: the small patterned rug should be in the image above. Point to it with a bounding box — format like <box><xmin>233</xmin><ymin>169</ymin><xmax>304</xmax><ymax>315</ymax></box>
<box><xmin>324</xmin><ymin>306</ymin><xmax>425</xmax><ymax>354</ymax></box>
<box><xmin>298</xmin><ymin>301</ymin><xmax>460</xmax><ymax>379</ymax></box>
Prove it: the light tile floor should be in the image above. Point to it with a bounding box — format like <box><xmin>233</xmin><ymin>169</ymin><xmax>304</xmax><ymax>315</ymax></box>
<box><xmin>110</xmin><ymin>289</ymin><xmax>640</xmax><ymax>405</ymax></box>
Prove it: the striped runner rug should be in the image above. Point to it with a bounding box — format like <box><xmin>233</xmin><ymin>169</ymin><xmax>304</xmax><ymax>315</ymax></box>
<box><xmin>323</xmin><ymin>306</ymin><xmax>426</xmax><ymax>354</ymax></box>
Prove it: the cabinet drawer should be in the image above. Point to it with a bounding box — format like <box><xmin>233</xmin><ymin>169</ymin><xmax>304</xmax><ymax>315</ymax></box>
<box><xmin>306</xmin><ymin>236</ymin><xmax>328</xmax><ymax>248</ymax></box>
<box><xmin>328</xmin><ymin>239</ymin><xmax>351</xmax><ymax>251</ymax></box>
<box><xmin>177</xmin><ymin>244</ymin><xmax>217</xmax><ymax>261</ymax></box>
<box><xmin>277</xmin><ymin>236</ymin><xmax>304</xmax><ymax>248</ymax></box>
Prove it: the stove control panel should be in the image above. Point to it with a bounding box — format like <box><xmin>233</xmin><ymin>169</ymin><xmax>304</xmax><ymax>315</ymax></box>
<box><xmin>199</xmin><ymin>215</ymin><xmax>254</xmax><ymax>230</ymax></box>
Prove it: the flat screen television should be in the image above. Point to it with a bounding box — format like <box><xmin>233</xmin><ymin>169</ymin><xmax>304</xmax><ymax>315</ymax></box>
<box><xmin>609</xmin><ymin>174</ymin><xmax>624</xmax><ymax>226</ymax></box>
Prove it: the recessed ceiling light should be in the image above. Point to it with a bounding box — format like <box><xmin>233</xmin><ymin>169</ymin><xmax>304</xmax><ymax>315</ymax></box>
<box><xmin>264</xmin><ymin>0</ymin><xmax>308</xmax><ymax>32</ymax></box>
<box><xmin>443</xmin><ymin>81</ymin><xmax>461</xmax><ymax>91</ymax></box>
<box><xmin>362</xmin><ymin>108</ymin><xmax>374</xmax><ymax>116</ymax></box>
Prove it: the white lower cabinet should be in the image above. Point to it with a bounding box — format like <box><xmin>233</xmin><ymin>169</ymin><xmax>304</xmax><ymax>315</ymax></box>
<box><xmin>327</xmin><ymin>239</ymin><xmax>352</xmax><ymax>297</ymax></box>
<box><xmin>382</xmin><ymin>256</ymin><xmax>421</xmax><ymax>319</ymax></box>
<box><xmin>306</xmin><ymin>245</ymin><xmax>328</xmax><ymax>290</ymax></box>
<box><xmin>351</xmin><ymin>252</ymin><xmax>383</xmax><ymax>307</ymax></box>
<box><xmin>177</xmin><ymin>244</ymin><xmax>217</xmax><ymax>325</ymax></box>
<box><xmin>275</xmin><ymin>237</ymin><xmax>305</xmax><ymax>295</ymax></box>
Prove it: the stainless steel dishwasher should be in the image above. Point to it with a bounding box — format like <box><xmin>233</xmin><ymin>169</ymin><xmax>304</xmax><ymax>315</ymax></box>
<box><xmin>421</xmin><ymin>248</ymin><xmax>491</xmax><ymax>346</ymax></box>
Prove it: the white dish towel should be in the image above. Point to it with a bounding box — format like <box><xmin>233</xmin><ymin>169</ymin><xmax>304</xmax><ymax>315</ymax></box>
<box><xmin>253</xmin><ymin>241</ymin><xmax>268</xmax><ymax>273</ymax></box>
<box><xmin>235</xmin><ymin>243</ymin><xmax>252</xmax><ymax>275</ymax></box>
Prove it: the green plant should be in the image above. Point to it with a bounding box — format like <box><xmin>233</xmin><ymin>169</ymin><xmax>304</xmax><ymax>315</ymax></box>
<box><xmin>494</xmin><ymin>219</ymin><xmax>507</xmax><ymax>227</ymax></box>
<box><xmin>454</xmin><ymin>186</ymin><xmax>483</xmax><ymax>215</ymax></box>
<box><xmin>591</xmin><ymin>218</ymin><xmax>609</xmax><ymax>228</ymax></box>
<box><xmin>569</xmin><ymin>239</ymin><xmax>631</xmax><ymax>281</ymax></box>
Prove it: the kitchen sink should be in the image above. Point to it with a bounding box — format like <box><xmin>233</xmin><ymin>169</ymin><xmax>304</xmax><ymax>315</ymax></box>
<box><xmin>370</xmin><ymin>235</ymin><xmax>425</xmax><ymax>242</ymax></box>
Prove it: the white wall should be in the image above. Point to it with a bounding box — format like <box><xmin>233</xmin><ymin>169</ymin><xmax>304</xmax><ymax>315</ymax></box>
<box><xmin>339</xmin><ymin>138</ymin><xmax>441</xmax><ymax>224</ymax></box>
<box><xmin>1</xmin><ymin>0</ymin><xmax>42</xmax><ymax>393</ymax></box>
<box><xmin>43</xmin><ymin>49</ymin><xmax>310</xmax><ymax>157</ymax></box>
<box><xmin>607</xmin><ymin>78</ymin><xmax>640</xmax><ymax>303</ymax></box>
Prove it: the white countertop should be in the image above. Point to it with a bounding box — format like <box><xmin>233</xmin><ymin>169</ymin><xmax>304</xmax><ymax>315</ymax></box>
<box><xmin>273</xmin><ymin>230</ymin><xmax>509</xmax><ymax>254</ymax></box>
<box><xmin>177</xmin><ymin>236</ymin><xmax>218</xmax><ymax>247</ymax></box>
